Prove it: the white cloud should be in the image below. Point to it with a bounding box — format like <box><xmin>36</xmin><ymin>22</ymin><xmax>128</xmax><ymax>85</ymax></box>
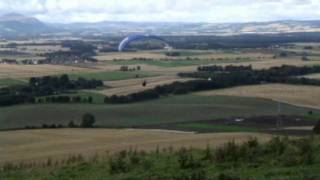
<box><xmin>0</xmin><ymin>0</ymin><xmax>319</xmax><ymax>23</ymax></box>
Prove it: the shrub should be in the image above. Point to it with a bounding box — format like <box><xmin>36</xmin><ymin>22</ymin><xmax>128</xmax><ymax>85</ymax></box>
<box><xmin>217</xmin><ymin>173</ymin><xmax>240</xmax><ymax>180</ymax></box>
<box><xmin>68</xmin><ymin>121</ymin><xmax>77</xmax><ymax>128</ymax></box>
<box><xmin>215</xmin><ymin>141</ymin><xmax>240</xmax><ymax>163</ymax></box>
<box><xmin>313</xmin><ymin>120</ymin><xmax>320</xmax><ymax>134</ymax></box>
<box><xmin>80</xmin><ymin>113</ymin><xmax>95</xmax><ymax>128</ymax></box>
<box><xmin>177</xmin><ymin>148</ymin><xmax>201</xmax><ymax>169</ymax></box>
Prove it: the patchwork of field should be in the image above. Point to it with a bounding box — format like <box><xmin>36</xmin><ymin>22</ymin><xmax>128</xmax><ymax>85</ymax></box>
<box><xmin>0</xmin><ymin>128</ymin><xmax>272</xmax><ymax>163</ymax></box>
<box><xmin>0</xmin><ymin>95</ymin><xmax>318</xmax><ymax>130</ymax></box>
<box><xmin>196</xmin><ymin>84</ymin><xmax>320</xmax><ymax>109</ymax></box>
<box><xmin>95</xmin><ymin>50</ymin><xmax>272</xmax><ymax>61</ymax></box>
<box><xmin>96</xmin><ymin>75</ymin><xmax>193</xmax><ymax>96</ymax></box>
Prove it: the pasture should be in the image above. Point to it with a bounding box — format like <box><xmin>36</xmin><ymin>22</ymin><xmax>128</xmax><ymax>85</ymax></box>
<box><xmin>0</xmin><ymin>95</ymin><xmax>318</xmax><ymax>130</ymax></box>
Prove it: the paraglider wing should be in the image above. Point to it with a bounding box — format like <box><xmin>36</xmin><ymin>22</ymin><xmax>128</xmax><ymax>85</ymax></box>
<box><xmin>118</xmin><ymin>34</ymin><xmax>169</xmax><ymax>51</ymax></box>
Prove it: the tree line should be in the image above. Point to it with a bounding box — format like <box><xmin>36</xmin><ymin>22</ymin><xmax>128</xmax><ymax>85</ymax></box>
<box><xmin>0</xmin><ymin>75</ymin><xmax>103</xmax><ymax>106</ymax></box>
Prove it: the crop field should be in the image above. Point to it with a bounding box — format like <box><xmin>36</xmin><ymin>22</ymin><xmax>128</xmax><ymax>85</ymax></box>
<box><xmin>196</xmin><ymin>84</ymin><xmax>320</xmax><ymax>109</ymax></box>
<box><xmin>0</xmin><ymin>95</ymin><xmax>318</xmax><ymax>130</ymax></box>
<box><xmin>303</xmin><ymin>73</ymin><xmax>320</xmax><ymax>80</ymax></box>
<box><xmin>105</xmin><ymin>58</ymin><xmax>257</xmax><ymax>68</ymax></box>
<box><xmin>95</xmin><ymin>50</ymin><xmax>272</xmax><ymax>61</ymax></box>
<box><xmin>0</xmin><ymin>128</ymin><xmax>272</xmax><ymax>163</ymax></box>
<box><xmin>95</xmin><ymin>75</ymin><xmax>193</xmax><ymax>96</ymax></box>
<box><xmin>0</xmin><ymin>64</ymin><xmax>98</xmax><ymax>79</ymax></box>
<box><xmin>69</xmin><ymin>71</ymin><xmax>157</xmax><ymax>81</ymax></box>
<box><xmin>0</xmin><ymin>78</ymin><xmax>26</xmax><ymax>87</ymax></box>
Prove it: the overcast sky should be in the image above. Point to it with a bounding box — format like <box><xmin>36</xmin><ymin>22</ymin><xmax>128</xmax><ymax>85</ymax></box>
<box><xmin>0</xmin><ymin>0</ymin><xmax>320</xmax><ymax>23</ymax></box>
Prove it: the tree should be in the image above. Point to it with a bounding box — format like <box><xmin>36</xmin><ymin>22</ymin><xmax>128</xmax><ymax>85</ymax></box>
<box><xmin>142</xmin><ymin>80</ymin><xmax>147</xmax><ymax>87</ymax></box>
<box><xmin>81</xmin><ymin>113</ymin><xmax>96</xmax><ymax>128</ymax></box>
<box><xmin>88</xmin><ymin>96</ymin><xmax>93</xmax><ymax>103</ymax></box>
<box><xmin>68</xmin><ymin>121</ymin><xmax>77</xmax><ymax>128</ymax></box>
<box><xmin>313</xmin><ymin>120</ymin><xmax>320</xmax><ymax>134</ymax></box>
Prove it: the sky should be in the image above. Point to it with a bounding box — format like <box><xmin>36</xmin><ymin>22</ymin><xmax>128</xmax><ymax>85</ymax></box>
<box><xmin>0</xmin><ymin>0</ymin><xmax>320</xmax><ymax>23</ymax></box>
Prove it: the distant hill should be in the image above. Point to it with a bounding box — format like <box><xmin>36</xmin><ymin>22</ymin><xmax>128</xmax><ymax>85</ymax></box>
<box><xmin>58</xmin><ymin>20</ymin><xmax>320</xmax><ymax>36</ymax></box>
<box><xmin>0</xmin><ymin>13</ymin><xmax>320</xmax><ymax>38</ymax></box>
<box><xmin>0</xmin><ymin>13</ymin><xmax>53</xmax><ymax>38</ymax></box>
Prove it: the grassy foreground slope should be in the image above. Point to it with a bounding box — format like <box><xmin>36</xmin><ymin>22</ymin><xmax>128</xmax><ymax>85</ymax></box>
<box><xmin>0</xmin><ymin>95</ymin><xmax>318</xmax><ymax>130</ymax></box>
<box><xmin>1</xmin><ymin>136</ymin><xmax>320</xmax><ymax>179</ymax></box>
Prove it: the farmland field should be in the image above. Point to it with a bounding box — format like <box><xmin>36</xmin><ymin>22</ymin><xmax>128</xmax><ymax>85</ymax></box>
<box><xmin>0</xmin><ymin>64</ymin><xmax>97</xmax><ymax>79</ymax></box>
<box><xmin>196</xmin><ymin>84</ymin><xmax>320</xmax><ymax>109</ymax></box>
<box><xmin>303</xmin><ymin>73</ymin><xmax>320</xmax><ymax>80</ymax></box>
<box><xmin>0</xmin><ymin>95</ymin><xmax>318</xmax><ymax>130</ymax></box>
<box><xmin>95</xmin><ymin>75</ymin><xmax>193</xmax><ymax>96</ymax></box>
<box><xmin>0</xmin><ymin>129</ymin><xmax>272</xmax><ymax>163</ymax></box>
<box><xmin>69</xmin><ymin>71</ymin><xmax>157</xmax><ymax>81</ymax></box>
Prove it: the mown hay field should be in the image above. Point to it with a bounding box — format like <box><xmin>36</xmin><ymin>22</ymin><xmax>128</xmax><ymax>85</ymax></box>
<box><xmin>196</xmin><ymin>84</ymin><xmax>320</xmax><ymax>109</ymax></box>
<box><xmin>0</xmin><ymin>128</ymin><xmax>272</xmax><ymax>163</ymax></box>
<box><xmin>0</xmin><ymin>64</ymin><xmax>98</xmax><ymax>79</ymax></box>
<box><xmin>303</xmin><ymin>73</ymin><xmax>320</xmax><ymax>80</ymax></box>
<box><xmin>95</xmin><ymin>75</ymin><xmax>193</xmax><ymax>96</ymax></box>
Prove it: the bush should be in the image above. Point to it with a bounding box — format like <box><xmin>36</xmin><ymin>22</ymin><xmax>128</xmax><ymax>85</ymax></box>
<box><xmin>68</xmin><ymin>121</ymin><xmax>77</xmax><ymax>128</ymax></box>
<box><xmin>313</xmin><ymin>121</ymin><xmax>320</xmax><ymax>134</ymax></box>
<box><xmin>215</xmin><ymin>141</ymin><xmax>240</xmax><ymax>163</ymax></box>
<box><xmin>80</xmin><ymin>113</ymin><xmax>95</xmax><ymax>128</ymax></box>
<box><xmin>177</xmin><ymin>148</ymin><xmax>202</xmax><ymax>169</ymax></box>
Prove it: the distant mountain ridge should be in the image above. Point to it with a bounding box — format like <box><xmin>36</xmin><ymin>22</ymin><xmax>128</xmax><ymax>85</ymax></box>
<box><xmin>0</xmin><ymin>13</ymin><xmax>52</xmax><ymax>38</ymax></box>
<box><xmin>1</xmin><ymin>13</ymin><xmax>320</xmax><ymax>38</ymax></box>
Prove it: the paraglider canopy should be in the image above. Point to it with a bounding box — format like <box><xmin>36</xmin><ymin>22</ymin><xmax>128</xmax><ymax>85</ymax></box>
<box><xmin>118</xmin><ymin>34</ymin><xmax>171</xmax><ymax>52</ymax></box>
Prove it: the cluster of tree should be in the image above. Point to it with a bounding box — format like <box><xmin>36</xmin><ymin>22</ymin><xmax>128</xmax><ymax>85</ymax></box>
<box><xmin>43</xmin><ymin>51</ymin><xmax>98</xmax><ymax>64</ymax></box>
<box><xmin>104</xmin><ymin>89</ymin><xmax>160</xmax><ymax>104</ymax></box>
<box><xmin>197</xmin><ymin>65</ymin><xmax>252</xmax><ymax>72</ymax></box>
<box><xmin>37</xmin><ymin>96</ymin><xmax>93</xmax><ymax>104</ymax></box>
<box><xmin>0</xmin><ymin>75</ymin><xmax>103</xmax><ymax>106</ymax></box>
<box><xmin>165</xmin><ymin>52</ymin><xmax>181</xmax><ymax>57</ymax></box>
<box><xmin>181</xmin><ymin>65</ymin><xmax>320</xmax><ymax>80</ymax></box>
<box><xmin>28</xmin><ymin>75</ymin><xmax>103</xmax><ymax>96</ymax></box>
<box><xmin>25</xmin><ymin>113</ymin><xmax>96</xmax><ymax>130</ymax></box>
<box><xmin>119</xmin><ymin>65</ymin><xmax>141</xmax><ymax>72</ymax></box>
<box><xmin>304</xmin><ymin>46</ymin><xmax>314</xmax><ymax>50</ymax></box>
<box><xmin>61</xmin><ymin>40</ymin><xmax>97</xmax><ymax>56</ymax></box>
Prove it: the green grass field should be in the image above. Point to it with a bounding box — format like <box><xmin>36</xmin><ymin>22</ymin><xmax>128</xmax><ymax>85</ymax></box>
<box><xmin>69</xmin><ymin>71</ymin><xmax>157</xmax><ymax>81</ymax></box>
<box><xmin>0</xmin><ymin>95</ymin><xmax>318</xmax><ymax>130</ymax></box>
<box><xmin>175</xmin><ymin>123</ymin><xmax>260</xmax><ymax>133</ymax></box>
<box><xmin>0</xmin><ymin>78</ymin><xmax>26</xmax><ymax>87</ymax></box>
